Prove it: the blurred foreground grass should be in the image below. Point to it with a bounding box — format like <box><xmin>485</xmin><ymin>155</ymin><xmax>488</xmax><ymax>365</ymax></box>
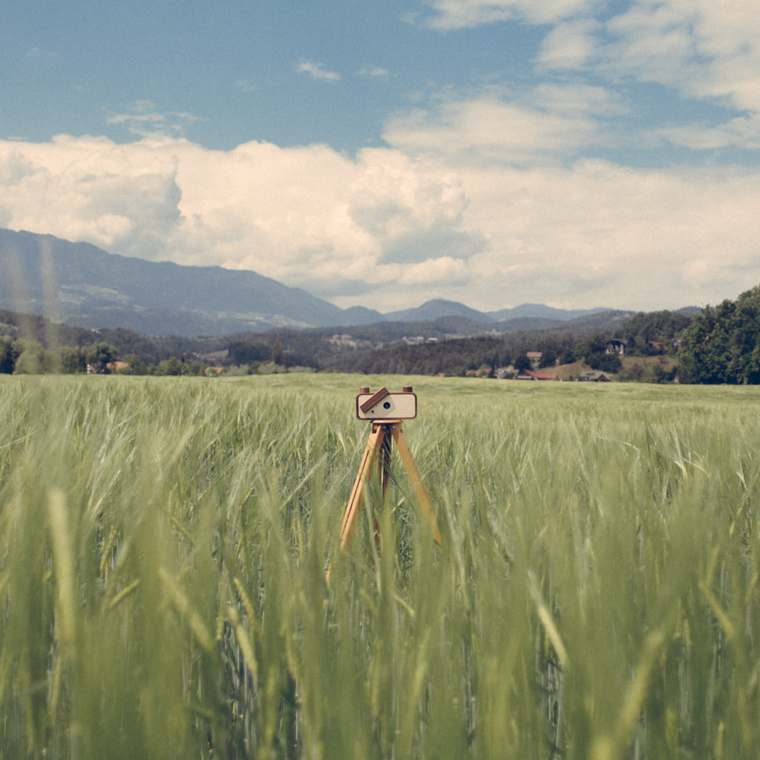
<box><xmin>1</xmin><ymin>373</ymin><xmax>760</xmax><ymax>759</ymax></box>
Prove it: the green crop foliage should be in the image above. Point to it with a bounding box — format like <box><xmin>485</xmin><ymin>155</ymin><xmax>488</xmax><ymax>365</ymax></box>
<box><xmin>1</xmin><ymin>373</ymin><xmax>760</xmax><ymax>759</ymax></box>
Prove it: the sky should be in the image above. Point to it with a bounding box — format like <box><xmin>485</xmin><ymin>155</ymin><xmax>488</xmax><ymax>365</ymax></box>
<box><xmin>1</xmin><ymin>0</ymin><xmax>760</xmax><ymax>313</ymax></box>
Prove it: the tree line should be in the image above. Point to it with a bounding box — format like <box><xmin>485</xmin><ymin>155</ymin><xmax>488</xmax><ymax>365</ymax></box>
<box><xmin>5</xmin><ymin>294</ymin><xmax>760</xmax><ymax>384</ymax></box>
<box><xmin>679</xmin><ymin>285</ymin><xmax>760</xmax><ymax>384</ymax></box>
<box><xmin>0</xmin><ymin>338</ymin><xmax>213</xmax><ymax>376</ymax></box>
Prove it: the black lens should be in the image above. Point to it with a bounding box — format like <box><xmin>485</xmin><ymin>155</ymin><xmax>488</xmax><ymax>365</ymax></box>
<box><xmin>383</xmin><ymin>401</ymin><xmax>391</xmax><ymax>409</ymax></box>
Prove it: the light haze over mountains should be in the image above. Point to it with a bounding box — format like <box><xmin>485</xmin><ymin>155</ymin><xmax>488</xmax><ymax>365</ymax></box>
<box><xmin>0</xmin><ymin>229</ymin><xmax>610</xmax><ymax>337</ymax></box>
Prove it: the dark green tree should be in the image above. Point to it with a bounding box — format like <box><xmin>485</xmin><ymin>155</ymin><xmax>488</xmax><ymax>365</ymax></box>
<box><xmin>514</xmin><ymin>353</ymin><xmax>532</xmax><ymax>371</ymax></box>
<box><xmin>13</xmin><ymin>340</ymin><xmax>60</xmax><ymax>374</ymax></box>
<box><xmin>59</xmin><ymin>346</ymin><xmax>87</xmax><ymax>374</ymax></box>
<box><xmin>87</xmin><ymin>342</ymin><xmax>119</xmax><ymax>374</ymax></box>
<box><xmin>678</xmin><ymin>287</ymin><xmax>760</xmax><ymax>384</ymax></box>
<box><xmin>539</xmin><ymin>348</ymin><xmax>558</xmax><ymax>368</ymax></box>
<box><xmin>157</xmin><ymin>356</ymin><xmax>185</xmax><ymax>376</ymax></box>
<box><xmin>0</xmin><ymin>336</ymin><xmax>18</xmax><ymax>374</ymax></box>
<box><xmin>272</xmin><ymin>334</ymin><xmax>283</xmax><ymax>365</ymax></box>
<box><xmin>586</xmin><ymin>352</ymin><xmax>622</xmax><ymax>373</ymax></box>
<box><xmin>120</xmin><ymin>353</ymin><xmax>149</xmax><ymax>375</ymax></box>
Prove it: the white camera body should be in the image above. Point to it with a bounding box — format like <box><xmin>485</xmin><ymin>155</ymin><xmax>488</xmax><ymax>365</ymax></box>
<box><xmin>356</xmin><ymin>387</ymin><xmax>417</xmax><ymax>420</ymax></box>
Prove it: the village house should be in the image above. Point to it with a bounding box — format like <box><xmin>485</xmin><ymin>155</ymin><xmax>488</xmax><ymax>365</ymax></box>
<box><xmin>577</xmin><ymin>370</ymin><xmax>610</xmax><ymax>382</ymax></box>
<box><xmin>526</xmin><ymin>351</ymin><xmax>542</xmax><ymax>369</ymax></box>
<box><xmin>516</xmin><ymin>369</ymin><xmax>558</xmax><ymax>381</ymax></box>
<box><xmin>605</xmin><ymin>339</ymin><xmax>625</xmax><ymax>355</ymax></box>
<box><xmin>105</xmin><ymin>361</ymin><xmax>130</xmax><ymax>373</ymax></box>
<box><xmin>495</xmin><ymin>365</ymin><xmax>517</xmax><ymax>379</ymax></box>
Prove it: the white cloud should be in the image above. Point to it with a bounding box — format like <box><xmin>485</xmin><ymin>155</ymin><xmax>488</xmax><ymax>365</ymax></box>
<box><xmin>397</xmin><ymin>256</ymin><xmax>470</xmax><ymax>286</ymax></box>
<box><xmin>235</xmin><ymin>79</ymin><xmax>258</xmax><ymax>92</ymax></box>
<box><xmin>295</xmin><ymin>61</ymin><xmax>341</xmax><ymax>82</ymax></box>
<box><xmin>600</xmin><ymin>2</ymin><xmax>760</xmax><ymax>104</ymax></box>
<box><xmin>0</xmin><ymin>135</ymin><xmax>182</xmax><ymax>258</ymax></box>
<box><xmin>106</xmin><ymin>101</ymin><xmax>204</xmax><ymax>139</ymax></box>
<box><xmin>455</xmin><ymin>159</ymin><xmax>760</xmax><ymax>310</ymax></box>
<box><xmin>346</xmin><ymin>148</ymin><xmax>482</xmax><ymax>265</ymax></box>
<box><xmin>537</xmin><ymin>19</ymin><xmax>601</xmax><ymax>69</ymax></box>
<box><xmin>650</xmin><ymin>114</ymin><xmax>760</xmax><ymax>150</ymax></box>
<box><xmin>384</xmin><ymin>84</ymin><xmax>623</xmax><ymax>165</ymax></box>
<box><xmin>420</xmin><ymin>0</ymin><xmax>601</xmax><ymax>29</ymax></box>
<box><xmin>425</xmin><ymin>1</ymin><xmax>760</xmax><ymax>150</ymax></box>
<box><xmin>587</xmin><ymin>2</ymin><xmax>760</xmax><ymax>148</ymax></box>
<box><xmin>358</xmin><ymin>66</ymin><xmax>390</xmax><ymax>78</ymax></box>
<box><xmin>2</xmin><ymin>129</ymin><xmax>760</xmax><ymax>313</ymax></box>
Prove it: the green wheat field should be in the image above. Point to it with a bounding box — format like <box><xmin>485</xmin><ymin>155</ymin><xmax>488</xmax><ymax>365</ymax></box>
<box><xmin>1</xmin><ymin>374</ymin><xmax>759</xmax><ymax>759</ymax></box>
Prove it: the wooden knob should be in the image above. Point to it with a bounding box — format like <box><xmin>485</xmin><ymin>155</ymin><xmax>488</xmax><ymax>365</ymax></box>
<box><xmin>402</xmin><ymin>386</ymin><xmax>413</xmax><ymax>392</ymax></box>
<box><xmin>360</xmin><ymin>386</ymin><xmax>370</xmax><ymax>393</ymax></box>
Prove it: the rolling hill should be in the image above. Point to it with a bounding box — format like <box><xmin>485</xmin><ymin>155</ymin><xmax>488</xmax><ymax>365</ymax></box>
<box><xmin>1</xmin><ymin>228</ymin><xmax>611</xmax><ymax>337</ymax></box>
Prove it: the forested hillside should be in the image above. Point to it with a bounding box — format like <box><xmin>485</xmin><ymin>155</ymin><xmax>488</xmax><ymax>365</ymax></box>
<box><xmin>12</xmin><ymin>295</ymin><xmax>760</xmax><ymax>384</ymax></box>
<box><xmin>1</xmin><ymin>306</ymin><xmax>696</xmax><ymax>380</ymax></box>
<box><xmin>679</xmin><ymin>286</ymin><xmax>760</xmax><ymax>384</ymax></box>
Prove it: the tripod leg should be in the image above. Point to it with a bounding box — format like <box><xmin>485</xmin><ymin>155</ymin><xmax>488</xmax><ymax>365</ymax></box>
<box><xmin>339</xmin><ymin>423</ymin><xmax>386</xmax><ymax>552</ymax></box>
<box><xmin>390</xmin><ymin>423</ymin><xmax>442</xmax><ymax>547</ymax></box>
<box><xmin>379</xmin><ymin>425</ymin><xmax>392</xmax><ymax>499</ymax></box>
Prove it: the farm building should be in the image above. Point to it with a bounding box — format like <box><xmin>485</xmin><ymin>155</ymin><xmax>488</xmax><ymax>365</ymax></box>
<box><xmin>577</xmin><ymin>370</ymin><xmax>610</xmax><ymax>382</ymax></box>
<box><xmin>105</xmin><ymin>361</ymin><xmax>131</xmax><ymax>373</ymax></box>
<box><xmin>516</xmin><ymin>369</ymin><xmax>558</xmax><ymax>381</ymax></box>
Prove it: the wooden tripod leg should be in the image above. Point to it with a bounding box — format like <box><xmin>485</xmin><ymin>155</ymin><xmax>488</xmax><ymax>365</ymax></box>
<box><xmin>339</xmin><ymin>423</ymin><xmax>387</xmax><ymax>552</ymax></box>
<box><xmin>379</xmin><ymin>427</ymin><xmax>392</xmax><ymax>499</ymax></box>
<box><xmin>390</xmin><ymin>423</ymin><xmax>442</xmax><ymax>547</ymax></box>
<box><xmin>373</xmin><ymin>426</ymin><xmax>393</xmax><ymax>550</ymax></box>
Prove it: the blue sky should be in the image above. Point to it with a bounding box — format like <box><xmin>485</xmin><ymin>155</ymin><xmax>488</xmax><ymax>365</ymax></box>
<box><xmin>2</xmin><ymin>0</ymin><xmax>544</xmax><ymax>151</ymax></box>
<box><xmin>2</xmin><ymin>0</ymin><xmax>760</xmax><ymax>312</ymax></box>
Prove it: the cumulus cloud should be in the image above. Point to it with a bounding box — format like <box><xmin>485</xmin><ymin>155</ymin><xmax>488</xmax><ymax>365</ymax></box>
<box><xmin>597</xmin><ymin>3</ymin><xmax>756</xmax><ymax>104</ymax></box>
<box><xmin>426</xmin><ymin>1</ymin><xmax>760</xmax><ymax>150</ymax></box>
<box><xmin>295</xmin><ymin>61</ymin><xmax>341</xmax><ymax>82</ymax></box>
<box><xmin>456</xmin><ymin>159</ymin><xmax>760</xmax><ymax>309</ymax></box>
<box><xmin>0</xmin><ymin>135</ymin><xmax>182</xmax><ymax>259</ymax></box>
<box><xmin>346</xmin><ymin>148</ymin><xmax>484</xmax><ymax>265</ymax></box>
<box><xmin>593</xmin><ymin>2</ymin><xmax>760</xmax><ymax>147</ymax></box>
<box><xmin>2</xmin><ymin>129</ymin><xmax>760</xmax><ymax>312</ymax></box>
<box><xmin>423</xmin><ymin>0</ymin><xmax>760</xmax><ymax>116</ymax></box>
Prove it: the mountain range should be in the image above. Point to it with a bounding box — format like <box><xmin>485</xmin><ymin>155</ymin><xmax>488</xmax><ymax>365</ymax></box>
<box><xmin>0</xmin><ymin>228</ymin><xmax>610</xmax><ymax>337</ymax></box>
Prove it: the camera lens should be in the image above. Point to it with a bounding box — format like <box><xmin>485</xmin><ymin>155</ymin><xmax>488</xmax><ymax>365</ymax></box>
<box><xmin>383</xmin><ymin>401</ymin><xmax>391</xmax><ymax>409</ymax></box>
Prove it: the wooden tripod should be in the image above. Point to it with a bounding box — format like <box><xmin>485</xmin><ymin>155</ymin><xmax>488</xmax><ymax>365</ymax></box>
<box><xmin>338</xmin><ymin>419</ymin><xmax>441</xmax><ymax>552</ymax></box>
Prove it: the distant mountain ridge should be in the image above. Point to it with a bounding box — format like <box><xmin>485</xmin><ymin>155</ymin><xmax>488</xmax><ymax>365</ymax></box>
<box><xmin>381</xmin><ymin>298</ymin><xmax>610</xmax><ymax>325</ymax></box>
<box><xmin>385</xmin><ymin>299</ymin><xmax>496</xmax><ymax>324</ymax></box>
<box><xmin>0</xmin><ymin>229</ymin><xmax>350</xmax><ymax>336</ymax></box>
<box><xmin>1</xmin><ymin>228</ymin><xmax>612</xmax><ymax>337</ymax></box>
<box><xmin>489</xmin><ymin>303</ymin><xmax>610</xmax><ymax>322</ymax></box>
